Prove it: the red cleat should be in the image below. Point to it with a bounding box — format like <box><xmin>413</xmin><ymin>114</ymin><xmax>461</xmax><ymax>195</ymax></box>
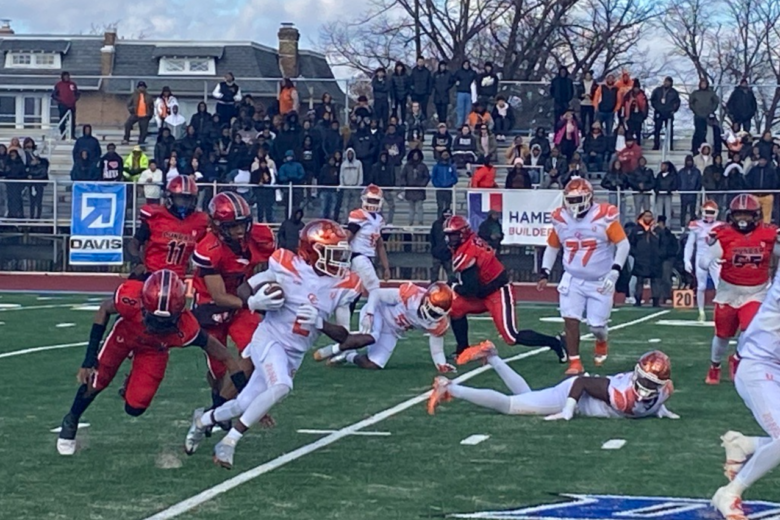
<box><xmin>565</xmin><ymin>358</ymin><xmax>585</xmax><ymax>376</ymax></box>
<box><xmin>594</xmin><ymin>340</ymin><xmax>608</xmax><ymax>366</ymax></box>
<box><xmin>706</xmin><ymin>365</ymin><xmax>721</xmax><ymax>385</ymax></box>
<box><xmin>455</xmin><ymin>340</ymin><xmax>497</xmax><ymax>365</ymax></box>
<box><xmin>728</xmin><ymin>354</ymin><xmax>740</xmax><ymax>381</ymax></box>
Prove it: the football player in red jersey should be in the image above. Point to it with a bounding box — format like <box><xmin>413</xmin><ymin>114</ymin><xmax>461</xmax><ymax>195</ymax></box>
<box><xmin>700</xmin><ymin>194</ymin><xmax>780</xmax><ymax>385</ymax></box>
<box><xmin>444</xmin><ymin>215</ymin><xmax>566</xmax><ymax>361</ymax></box>
<box><xmin>128</xmin><ymin>175</ymin><xmax>209</xmax><ymax>280</ymax></box>
<box><xmin>191</xmin><ymin>192</ymin><xmax>275</xmax><ymax>410</ymax></box>
<box><xmin>56</xmin><ymin>270</ymin><xmax>247</xmax><ymax>456</ymax></box>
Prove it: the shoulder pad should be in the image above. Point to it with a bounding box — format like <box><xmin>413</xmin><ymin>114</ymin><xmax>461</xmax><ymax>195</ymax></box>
<box><xmin>399</xmin><ymin>282</ymin><xmax>422</xmax><ymax>304</ymax></box>
<box><xmin>336</xmin><ymin>271</ymin><xmax>363</xmax><ymax>292</ymax></box>
<box><xmin>349</xmin><ymin>209</ymin><xmax>368</xmax><ymax>222</ymax></box>
<box><xmin>114</xmin><ymin>280</ymin><xmax>143</xmax><ymax>317</ymax></box>
<box><xmin>193</xmin><ymin>232</ymin><xmax>222</xmax><ymax>269</ymax></box>
<box><xmin>592</xmin><ymin>203</ymin><xmax>619</xmax><ymax>222</ymax></box>
<box><xmin>251</xmin><ymin>224</ymin><xmax>276</xmax><ymax>260</ymax></box>
<box><xmin>139</xmin><ymin>204</ymin><xmax>161</xmax><ymax>221</ymax></box>
<box><xmin>270</xmin><ymin>248</ymin><xmax>299</xmax><ymax>276</ymax></box>
<box><xmin>688</xmin><ymin>220</ymin><xmax>699</xmax><ymax>230</ymax></box>
<box><xmin>551</xmin><ymin>207</ymin><xmax>567</xmax><ymax>224</ymax></box>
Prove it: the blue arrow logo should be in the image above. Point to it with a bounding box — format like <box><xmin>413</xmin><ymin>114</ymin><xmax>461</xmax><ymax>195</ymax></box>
<box><xmin>80</xmin><ymin>193</ymin><xmax>116</xmax><ymax>229</ymax></box>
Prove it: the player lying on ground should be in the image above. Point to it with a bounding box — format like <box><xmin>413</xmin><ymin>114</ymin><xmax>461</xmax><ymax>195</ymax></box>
<box><xmin>313</xmin><ymin>282</ymin><xmax>456</xmax><ymax>372</ymax></box>
<box><xmin>443</xmin><ymin>215</ymin><xmax>566</xmax><ymax>362</ymax></box>
<box><xmin>683</xmin><ymin>199</ymin><xmax>723</xmax><ymax>322</ymax></box>
<box><xmin>184</xmin><ymin>219</ymin><xmax>362</xmax><ymax>469</ymax></box>
<box><xmin>56</xmin><ymin>270</ymin><xmax>247</xmax><ymax>456</ymax></box>
<box><xmin>427</xmin><ymin>342</ymin><xmax>678</xmax><ymax>421</ymax></box>
<box><xmin>537</xmin><ymin>178</ymin><xmax>629</xmax><ymax>375</ymax></box>
<box><xmin>711</xmin><ymin>267</ymin><xmax>780</xmax><ymax>520</ymax></box>
<box><xmin>698</xmin><ymin>194</ymin><xmax>779</xmax><ymax>385</ymax></box>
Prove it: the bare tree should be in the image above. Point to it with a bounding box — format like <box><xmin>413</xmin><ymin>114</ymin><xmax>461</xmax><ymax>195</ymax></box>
<box><xmin>82</xmin><ymin>21</ymin><xmax>147</xmax><ymax>40</ymax></box>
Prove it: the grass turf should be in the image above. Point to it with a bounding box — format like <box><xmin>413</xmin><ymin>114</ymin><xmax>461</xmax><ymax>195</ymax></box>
<box><xmin>0</xmin><ymin>294</ymin><xmax>777</xmax><ymax>520</ymax></box>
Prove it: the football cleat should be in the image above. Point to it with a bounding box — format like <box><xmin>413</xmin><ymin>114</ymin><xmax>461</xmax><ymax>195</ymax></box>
<box><xmin>326</xmin><ymin>352</ymin><xmax>348</xmax><ymax>366</ymax></box>
<box><xmin>313</xmin><ymin>344</ymin><xmax>338</xmax><ymax>362</ymax></box>
<box><xmin>57</xmin><ymin>413</ymin><xmax>78</xmax><ymax>456</ymax></box>
<box><xmin>711</xmin><ymin>485</ymin><xmax>747</xmax><ymax>520</ymax></box>
<box><xmin>455</xmin><ymin>340</ymin><xmax>497</xmax><ymax>365</ymax></box>
<box><xmin>722</xmin><ymin>431</ymin><xmax>753</xmax><ymax>481</ymax></box>
<box><xmin>213</xmin><ymin>439</ymin><xmax>236</xmax><ymax>470</ymax></box>
<box><xmin>706</xmin><ymin>365</ymin><xmax>721</xmax><ymax>385</ymax></box>
<box><xmin>553</xmin><ymin>332</ymin><xmax>568</xmax><ymax>363</ymax></box>
<box><xmin>565</xmin><ymin>358</ymin><xmax>585</xmax><ymax>376</ymax></box>
<box><xmin>184</xmin><ymin>408</ymin><xmax>208</xmax><ymax>456</ymax></box>
<box><xmin>427</xmin><ymin>376</ymin><xmax>453</xmax><ymax>415</ymax></box>
<box><xmin>728</xmin><ymin>354</ymin><xmax>740</xmax><ymax>381</ymax></box>
<box><xmin>594</xmin><ymin>340</ymin><xmax>608</xmax><ymax>366</ymax></box>
<box><xmin>698</xmin><ymin>309</ymin><xmax>706</xmax><ymax>323</ymax></box>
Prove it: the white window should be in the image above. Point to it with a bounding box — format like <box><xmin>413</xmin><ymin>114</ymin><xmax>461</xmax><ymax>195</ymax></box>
<box><xmin>5</xmin><ymin>52</ymin><xmax>61</xmax><ymax>69</ymax></box>
<box><xmin>158</xmin><ymin>57</ymin><xmax>216</xmax><ymax>75</ymax></box>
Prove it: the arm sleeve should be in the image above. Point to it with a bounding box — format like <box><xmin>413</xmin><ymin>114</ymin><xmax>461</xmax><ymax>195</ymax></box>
<box><xmin>335</xmin><ymin>304</ymin><xmax>352</xmax><ymax>330</ymax></box>
<box><xmin>542</xmin><ymin>244</ymin><xmax>560</xmax><ymax>272</ymax></box>
<box><xmin>212</xmin><ymin>84</ymin><xmax>222</xmax><ymax>99</ymax></box>
<box><xmin>429</xmin><ymin>335</ymin><xmax>446</xmax><ymax>367</ymax></box>
<box><xmin>684</xmin><ymin>232</ymin><xmax>695</xmax><ymax>263</ymax></box>
<box><xmin>134</xmin><ymin>220</ymin><xmax>151</xmax><ymax>245</ymax></box>
<box><xmin>363</xmin><ymin>288</ymin><xmax>401</xmax><ymax>316</ymax></box>
<box><xmin>612</xmin><ymin>238</ymin><xmax>630</xmax><ymax>269</ymax></box>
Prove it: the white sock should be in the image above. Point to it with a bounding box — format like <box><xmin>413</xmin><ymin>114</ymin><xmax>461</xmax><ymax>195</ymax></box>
<box><xmin>697</xmin><ymin>289</ymin><xmax>705</xmax><ymax>314</ymax></box>
<box><xmin>488</xmin><ymin>356</ymin><xmax>531</xmax><ymax>394</ymax></box>
<box><xmin>711</xmin><ymin>336</ymin><xmax>730</xmax><ymax>364</ymax></box>
<box><xmin>238</xmin><ymin>384</ymin><xmax>290</xmax><ymax>428</ymax></box>
<box><xmin>222</xmin><ymin>428</ymin><xmax>243</xmax><ymax>446</ymax></box>
<box><xmin>735</xmin><ymin>437</ymin><xmax>780</xmax><ymax>488</ymax></box>
<box><xmin>345</xmin><ymin>351</ymin><xmax>358</xmax><ymax>364</ymax></box>
<box><xmin>449</xmin><ymin>383</ymin><xmax>512</xmax><ymax>414</ymax></box>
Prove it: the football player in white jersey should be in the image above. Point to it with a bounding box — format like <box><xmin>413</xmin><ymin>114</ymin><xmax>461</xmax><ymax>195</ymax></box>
<box><xmin>711</xmin><ymin>268</ymin><xmax>780</xmax><ymax>520</ymax></box>
<box><xmin>537</xmin><ymin>178</ymin><xmax>630</xmax><ymax>376</ymax></box>
<box><xmin>428</xmin><ymin>342</ymin><xmax>678</xmax><ymax>421</ymax></box>
<box><xmin>183</xmin><ymin>219</ymin><xmax>363</xmax><ymax>469</ymax></box>
<box><xmin>684</xmin><ymin>200</ymin><xmax>723</xmax><ymax>322</ymax></box>
<box><xmin>347</xmin><ymin>184</ymin><xmax>391</xmax><ymax>300</ymax></box>
<box><xmin>313</xmin><ymin>282</ymin><xmax>456</xmax><ymax>372</ymax></box>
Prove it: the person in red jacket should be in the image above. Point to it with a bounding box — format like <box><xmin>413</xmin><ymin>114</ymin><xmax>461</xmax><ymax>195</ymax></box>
<box><xmin>621</xmin><ymin>79</ymin><xmax>649</xmax><ymax>144</ymax></box>
<box><xmin>470</xmin><ymin>156</ymin><xmax>498</xmax><ymax>188</ymax></box>
<box><xmin>52</xmin><ymin>71</ymin><xmax>79</xmax><ymax>138</ymax></box>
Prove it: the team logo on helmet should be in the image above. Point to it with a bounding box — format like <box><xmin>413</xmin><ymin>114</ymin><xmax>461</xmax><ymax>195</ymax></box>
<box><xmin>298</xmin><ymin>219</ymin><xmax>352</xmax><ymax>278</ymax></box>
<box><xmin>633</xmin><ymin>350</ymin><xmax>672</xmax><ymax>400</ymax></box>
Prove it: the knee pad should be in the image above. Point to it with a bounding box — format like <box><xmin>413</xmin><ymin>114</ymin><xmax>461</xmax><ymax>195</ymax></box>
<box><xmin>124</xmin><ymin>403</ymin><xmax>147</xmax><ymax>417</ymax></box>
<box><xmin>589</xmin><ymin>325</ymin><xmax>608</xmax><ymax>342</ymax></box>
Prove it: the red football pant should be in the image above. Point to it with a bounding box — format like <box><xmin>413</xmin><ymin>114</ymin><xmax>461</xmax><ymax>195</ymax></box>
<box><xmin>451</xmin><ymin>285</ymin><xmax>519</xmax><ymax>345</ymax></box>
<box><xmin>714</xmin><ymin>301</ymin><xmax>761</xmax><ymax>339</ymax></box>
<box><xmin>204</xmin><ymin>308</ymin><xmax>260</xmax><ymax>379</ymax></box>
<box><xmin>92</xmin><ymin>325</ymin><xmax>169</xmax><ymax>411</ymax></box>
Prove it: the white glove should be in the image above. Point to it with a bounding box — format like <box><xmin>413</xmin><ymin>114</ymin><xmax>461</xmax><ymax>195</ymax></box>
<box><xmin>360</xmin><ymin>313</ymin><xmax>374</xmax><ymax>334</ymax></box>
<box><xmin>656</xmin><ymin>406</ymin><xmax>680</xmax><ymax>420</ymax></box>
<box><xmin>247</xmin><ymin>286</ymin><xmax>285</xmax><ymax>312</ymax></box>
<box><xmin>598</xmin><ymin>269</ymin><xmax>620</xmax><ymax>295</ymax></box>
<box><xmin>296</xmin><ymin>304</ymin><xmax>323</xmax><ymax>330</ymax></box>
<box><xmin>544</xmin><ymin>397</ymin><xmax>577</xmax><ymax>421</ymax></box>
<box><xmin>684</xmin><ymin>261</ymin><xmax>693</xmax><ymax>274</ymax></box>
<box><xmin>437</xmin><ymin>363</ymin><xmax>457</xmax><ymax>374</ymax></box>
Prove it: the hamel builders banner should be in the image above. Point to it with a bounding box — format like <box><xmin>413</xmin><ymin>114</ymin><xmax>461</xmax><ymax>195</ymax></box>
<box><xmin>69</xmin><ymin>183</ymin><xmax>127</xmax><ymax>265</ymax></box>
<box><xmin>468</xmin><ymin>190</ymin><xmax>563</xmax><ymax>246</ymax></box>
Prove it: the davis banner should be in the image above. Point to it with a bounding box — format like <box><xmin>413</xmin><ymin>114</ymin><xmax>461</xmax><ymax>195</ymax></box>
<box><xmin>468</xmin><ymin>190</ymin><xmax>563</xmax><ymax>246</ymax></box>
<box><xmin>69</xmin><ymin>183</ymin><xmax>127</xmax><ymax>265</ymax></box>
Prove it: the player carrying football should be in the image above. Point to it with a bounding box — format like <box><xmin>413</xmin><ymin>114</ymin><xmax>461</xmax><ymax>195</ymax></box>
<box><xmin>699</xmin><ymin>194</ymin><xmax>779</xmax><ymax>385</ymax></box>
<box><xmin>684</xmin><ymin>199</ymin><xmax>723</xmax><ymax>322</ymax></box>
<box><xmin>56</xmin><ymin>270</ymin><xmax>247</xmax><ymax>455</ymax></box>
<box><xmin>444</xmin><ymin>215</ymin><xmax>566</xmax><ymax>361</ymax></box>
<box><xmin>537</xmin><ymin>179</ymin><xmax>629</xmax><ymax>375</ymax></box>
<box><xmin>184</xmin><ymin>219</ymin><xmax>363</xmax><ymax>468</ymax></box>
<box><xmin>711</xmin><ymin>267</ymin><xmax>780</xmax><ymax>520</ymax></box>
<box><xmin>312</xmin><ymin>282</ymin><xmax>456</xmax><ymax>371</ymax></box>
<box><xmin>427</xmin><ymin>342</ymin><xmax>678</xmax><ymax>421</ymax></box>
<box><xmin>346</xmin><ymin>184</ymin><xmax>391</xmax><ymax>306</ymax></box>
<box><xmin>191</xmin><ymin>192</ymin><xmax>275</xmax><ymax>409</ymax></box>
<box><xmin>127</xmin><ymin>175</ymin><xmax>209</xmax><ymax>280</ymax></box>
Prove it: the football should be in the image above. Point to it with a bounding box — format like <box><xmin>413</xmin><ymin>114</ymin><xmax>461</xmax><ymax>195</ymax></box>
<box><xmin>256</xmin><ymin>281</ymin><xmax>284</xmax><ymax>299</ymax></box>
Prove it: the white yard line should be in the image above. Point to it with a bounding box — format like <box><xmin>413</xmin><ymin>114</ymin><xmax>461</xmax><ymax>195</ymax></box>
<box><xmin>143</xmin><ymin>310</ymin><xmax>666</xmax><ymax>520</ymax></box>
<box><xmin>0</xmin><ymin>303</ymin><xmax>83</xmax><ymax>312</ymax></box>
<box><xmin>297</xmin><ymin>429</ymin><xmax>391</xmax><ymax>436</ymax></box>
<box><xmin>0</xmin><ymin>342</ymin><xmax>87</xmax><ymax>359</ymax></box>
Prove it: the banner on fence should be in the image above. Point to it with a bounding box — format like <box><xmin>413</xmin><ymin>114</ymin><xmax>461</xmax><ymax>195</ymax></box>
<box><xmin>69</xmin><ymin>183</ymin><xmax>127</xmax><ymax>265</ymax></box>
<box><xmin>468</xmin><ymin>190</ymin><xmax>563</xmax><ymax>246</ymax></box>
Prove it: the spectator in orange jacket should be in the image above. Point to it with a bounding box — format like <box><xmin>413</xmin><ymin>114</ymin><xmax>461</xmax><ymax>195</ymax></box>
<box><xmin>622</xmin><ymin>79</ymin><xmax>649</xmax><ymax>145</ymax></box>
<box><xmin>470</xmin><ymin>156</ymin><xmax>498</xmax><ymax>188</ymax></box>
<box><xmin>467</xmin><ymin>102</ymin><xmax>493</xmax><ymax>131</ymax></box>
<box><xmin>278</xmin><ymin>78</ymin><xmax>300</xmax><ymax>116</ymax></box>
<box><xmin>593</xmin><ymin>74</ymin><xmax>620</xmax><ymax>137</ymax></box>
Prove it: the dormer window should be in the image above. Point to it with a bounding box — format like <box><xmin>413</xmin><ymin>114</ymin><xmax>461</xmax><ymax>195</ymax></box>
<box><xmin>5</xmin><ymin>52</ymin><xmax>61</xmax><ymax>69</ymax></box>
<box><xmin>158</xmin><ymin>57</ymin><xmax>215</xmax><ymax>75</ymax></box>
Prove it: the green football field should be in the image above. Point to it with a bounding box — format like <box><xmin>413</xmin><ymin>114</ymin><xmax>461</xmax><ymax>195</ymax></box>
<box><xmin>0</xmin><ymin>292</ymin><xmax>778</xmax><ymax>520</ymax></box>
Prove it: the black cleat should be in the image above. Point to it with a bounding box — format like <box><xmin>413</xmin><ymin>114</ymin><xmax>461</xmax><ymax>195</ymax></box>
<box><xmin>552</xmin><ymin>333</ymin><xmax>569</xmax><ymax>364</ymax></box>
<box><xmin>59</xmin><ymin>413</ymin><xmax>78</xmax><ymax>441</ymax></box>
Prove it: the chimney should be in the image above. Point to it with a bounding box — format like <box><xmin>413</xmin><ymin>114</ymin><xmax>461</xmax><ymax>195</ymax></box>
<box><xmin>100</xmin><ymin>31</ymin><xmax>117</xmax><ymax>77</ymax></box>
<box><xmin>0</xmin><ymin>19</ymin><xmax>14</xmax><ymax>35</ymax></box>
<box><xmin>277</xmin><ymin>22</ymin><xmax>299</xmax><ymax>79</ymax></box>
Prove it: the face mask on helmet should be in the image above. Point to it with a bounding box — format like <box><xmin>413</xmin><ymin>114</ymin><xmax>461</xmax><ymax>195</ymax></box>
<box><xmin>217</xmin><ymin>218</ymin><xmax>252</xmax><ymax>252</ymax></box>
<box><xmin>168</xmin><ymin>193</ymin><xmax>197</xmax><ymax>219</ymax></box>
<box><xmin>313</xmin><ymin>241</ymin><xmax>352</xmax><ymax>278</ymax></box>
<box><xmin>362</xmin><ymin>195</ymin><xmax>383</xmax><ymax>213</ymax></box>
<box><xmin>632</xmin><ymin>364</ymin><xmax>667</xmax><ymax>401</ymax></box>
<box><xmin>445</xmin><ymin>231</ymin><xmax>463</xmax><ymax>249</ymax></box>
<box><xmin>731</xmin><ymin>210</ymin><xmax>758</xmax><ymax>232</ymax></box>
<box><xmin>702</xmin><ymin>207</ymin><xmax>718</xmax><ymax>223</ymax></box>
<box><xmin>564</xmin><ymin>192</ymin><xmax>592</xmax><ymax>218</ymax></box>
<box><xmin>419</xmin><ymin>298</ymin><xmax>449</xmax><ymax>322</ymax></box>
<box><xmin>142</xmin><ymin>310</ymin><xmax>180</xmax><ymax>334</ymax></box>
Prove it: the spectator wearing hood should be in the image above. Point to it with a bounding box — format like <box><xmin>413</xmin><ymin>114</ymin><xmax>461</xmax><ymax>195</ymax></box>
<box><xmin>350</xmin><ymin>95</ymin><xmax>373</xmax><ymax>128</ymax></box>
<box><xmin>212</xmin><ymin>73</ymin><xmax>242</xmax><ymax>124</ymax></box>
<box><xmin>123</xmin><ymin>81</ymin><xmax>154</xmax><ymax>145</ymax></box>
<box><xmin>339</xmin><ymin>148</ymin><xmax>364</xmax><ymax>220</ymax></box>
<box><xmin>164</xmin><ymin>103</ymin><xmax>187</xmax><ymax>140</ymax></box>
<box><xmin>593</xmin><ymin>74</ymin><xmax>620</xmax><ymax>136</ymax></box>
<box><xmin>5</xmin><ymin>149</ymin><xmax>26</xmax><ymax>218</ymax></box>
<box><xmin>390</xmin><ymin>62</ymin><xmax>410</xmax><ymax>124</ymax></box>
<box><xmin>410</xmin><ymin>56</ymin><xmax>433</xmax><ymax>119</ymax></box>
<box><xmin>524</xmin><ymin>143</ymin><xmax>545</xmax><ymax>184</ymax></box>
<box><xmin>529</xmin><ymin>127</ymin><xmax>551</xmax><ymax>162</ymax></box>
<box><xmin>123</xmin><ymin>146</ymin><xmax>149</xmax><ymax>182</ymax></box>
<box><xmin>372</xmin><ymin>67</ymin><xmax>391</xmax><ymax>128</ymax></box>
<box><xmin>52</xmin><ymin>71</ymin><xmax>79</xmax><ymax>138</ymax></box>
<box><xmin>453</xmin><ymin>60</ymin><xmax>477</xmax><ymax>127</ymax></box>
<box><xmin>629</xmin><ymin>210</ymin><xmax>663</xmax><ymax>307</ymax></box>
<box><xmin>756</xmin><ymin>130</ymin><xmax>775</xmax><ymax>161</ymax></box>
<box><xmin>650</xmin><ymin>76</ymin><xmax>680</xmax><ymax>151</ymax></box>
<box><xmin>380</xmin><ymin>122</ymin><xmax>406</xmax><ymax>173</ymax></box>
<box><xmin>703</xmin><ymin>154</ymin><xmax>726</xmax><ymax>209</ymax></box>
<box><xmin>678</xmin><ymin>155</ymin><xmax>702</xmax><ymax>227</ymax></box>
<box><xmin>491</xmin><ymin>96</ymin><xmax>514</xmax><ymax>142</ymax></box>
<box><xmin>72</xmin><ymin>124</ymin><xmax>101</xmax><ymax>168</ymax></box>
<box><xmin>99</xmin><ymin>143</ymin><xmax>123</xmax><ymax>182</ymax></box>
<box><xmin>601</xmin><ymin>159</ymin><xmax>629</xmax><ymax>212</ymax></box>
<box><xmin>272</xmin><ymin>113</ymin><xmax>303</xmax><ymax>164</ymax></box>
<box><xmin>627</xmin><ymin>156</ymin><xmax>655</xmax><ymax>216</ymax></box>
<box><xmin>467</xmin><ymin>102</ymin><xmax>493</xmax><ymax>132</ymax></box>
<box><xmin>543</xmin><ymin>147</ymin><xmax>568</xmax><ymax>185</ymax></box>
<box><xmin>617</xmin><ymin>135</ymin><xmax>642</xmax><ymax>174</ymax></box>
<box><xmin>370</xmin><ymin>151</ymin><xmax>396</xmax><ymax>223</ymax></box>
<box><xmin>622</xmin><ymin>79</ymin><xmax>648</xmax><ymax>144</ymax></box>
<box><xmin>189</xmin><ymin>102</ymin><xmax>212</xmax><ymax>143</ymax></box>
<box><xmin>476</xmin><ymin>62</ymin><xmax>500</xmax><ymax>110</ymax></box>
<box><xmin>479</xmin><ymin>209</ymin><xmax>504</xmax><ymax>252</ymax></box>
<box><xmin>654</xmin><ymin>161</ymin><xmax>678</xmax><ymax>219</ymax></box>
<box><xmin>726</xmin><ymin>79</ymin><xmax>758</xmax><ymax>132</ymax></box>
<box><xmin>583</xmin><ymin>121</ymin><xmax>608</xmax><ymax>172</ymax></box>
<box><xmin>553</xmin><ymin>109</ymin><xmax>580</xmax><ymax>161</ymax></box>
<box><xmin>178</xmin><ymin>126</ymin><xmax>202</xmax><ymax>164</ymax></box>
<box><xmin>433</xmin><ymin>61</ymin><xmax>454</xmax><ymax>125</ymax></box>
<box><xmin>154</xmin><ymin>127</ymin><xmax>176</xmax><ymax>167</ymax></box>
<box><xmin>475</xmin><ymin>124</ymin><xmax>498</xmax><ymax>163</ymax></box>
<box><xmin>550</xmin><ymin>66</ymin><xmax>574</xmax><ymax>122</ymax></box>
<box><xmin>452</xmin><ymin>124</ymin><xmax>477</xmax><ymax>170</ymax></box>
<box><xmin>278</xmin><ymin>208</ymin><xmax>305</xmax><ymax>253</ymax></box>
<box><xmin>137</xmin><ymin>160</ymin><xmax>164</xmax><ymax>204</ymax></box>
<box><xmin>694</xmin><ymin>143</ymin><xmax>713</xmax><ymax>173</ymax></box>
<box><xmin>430</xmin><ymin>207</ymin><xmax>454</xmax><ymax>282</ymax></box>
<box><xmin>431</xmin><ymin>149</ymin><xmax>459</xmax><ymax>214</ymax></box>
<box><xmin>506</xmin><ymin>164</ymin><xmax>533</xmax><ymax>189</ymax></box>
<box><xmin>724</xmin><ymin>154</ymin><xmax>747</xmax><ymax>206</ymax></box>
<box><xmin>399</xmin><ymin>148</ymin><xmax>430</xmax><ymax>225</ymax></box>
<box><xmin>315</xmin><ymin>93</ymin><xmax>335</xmax><ymax>123</ymax></box>
<box><xmin>746</xmin><ymin>155</ymin><xmax>779</xmax><ymax>223</ymax></box>
<box><xmin>70</xmin><ymin>149</ymin><xmax>100</xmax><ymax>181</ymax></box>
<box><xmin>318</xmin><ymin>154</ymin><xmax>340</xmax><ymax>220</ymax></box>
<box><xmin>301</xmin><ymin>135</ymin><xmax>320</xmax><ymax>187</ymax></box>
<box><xmin>154</xmin><ymin>86</ymin><xmax>178</xmax><ymax>129</ymax></box>
<box><xmin>278</xmin><ymin>149</ymin><xmax>306</xmax><ymax>210</ymax></box>
<box><xmin>577</xmin><ymin>70</ymin><xmax>597</xmax><ymax>134</ymax></box>
<box><xmin>348</xmin><ymin>119</ymin><xmax>379</xmax><ymax>175</ymax></box>
<box><xmin>689</xmin><ymin>78</ymin><xmax>720</xmax><ymax>153</ymax></box>
<box><xmin>322</xmin><ymin>119</ymin><xmax>343</xmax><ymax>159</ymax></box>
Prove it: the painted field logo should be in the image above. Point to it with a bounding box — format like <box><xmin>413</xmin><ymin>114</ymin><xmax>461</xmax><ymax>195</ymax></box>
<box><xmin>447</xmin><ymin>494</ymin><xmax>780</xmax><ymax>519</ymax></box>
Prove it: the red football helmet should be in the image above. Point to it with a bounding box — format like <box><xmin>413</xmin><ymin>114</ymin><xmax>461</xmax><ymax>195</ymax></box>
<box><xmin>701</xmin><ymin>199</ymin><xmax>719</xmax><ymax>223</ymax></box>
<box><xmin>419</xmin><ymin>282</ymin><xmax>454</xmax><ymax>322</ymax></box>
<box><xmin>443</xmin><ymin>215</ymin><xmax>473</xmax><ymax>249</ymax></box>
<box><xmin>361</xmin><ymin>184</ymin><xmax>384</xmax><ymax>213</ymax></box>
<box><xmin>563</xmin><ymin>178</ymin><xmax>594</xmax><ymax>218</ymax></box>
<box><xmin>141</xmin><ymin>269</ymin><xmax>187</xmax><ymax>333</ymax></box>
<box><xmin>298</xmin><ymin>219</ymin><xmax>352</xmax><ymax>278</ymax></box>
<box><xmin>633</xmin><ymin>350</ymin><xmax>672</xmax><ymax>400</ymax></box>
<box><xmin>165</xmin><ymin>175</ymin><xmax>199</xmax><ymax>218</ymax></box>
<box><xmin>728</xmin><ymin>194</ymin><xmax>761</xmax><ymax>233</ymax></box>
<box><xmin>208</xmin><ymin>192</ymin><xmax>253</xmax><ymax>248</ymax></box>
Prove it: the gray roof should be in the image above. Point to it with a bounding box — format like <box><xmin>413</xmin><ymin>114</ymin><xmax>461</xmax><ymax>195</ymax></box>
<box><xmin>0</xmin><ymin>39</ymin><xmax>71</xmax><ymax>53</ymax></box>
<box><xmin>0</xmin><ymin>37</ymin><xmax>103</xmax><ymax>90</ymax></box>
<box><xmin>151</xmin><ymin>46</ymin><xmax>225</xmax><ymax>59</ymax></box>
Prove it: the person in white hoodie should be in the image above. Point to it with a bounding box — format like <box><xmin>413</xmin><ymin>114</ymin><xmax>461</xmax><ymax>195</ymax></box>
<box><xmin>164</xmin><ymin>104</ymin><xmax>187</xmax><ymax>140</ymax></box>
<box><xmin>154</xmin><ymin>86</ymin><xmax>178</xmax><ymax>129</ymax></box>
<box><xmin>137</xmin><ymin>160</ymin><xmax>164</xmax><ymax>205</ymax></box>
<box><xmin>694</xmin><ymin>142</ymin><xmax>713</xmax><ymax>173</ymax></box>
<box><xmin>339</xmin><ymin>148</ymin><xmax>363</xmax><ymax>221</ymax></box>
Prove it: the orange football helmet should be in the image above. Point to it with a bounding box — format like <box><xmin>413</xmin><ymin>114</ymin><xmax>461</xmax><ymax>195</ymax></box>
<box><xmin>701</xmin><ymin>200</ymin><xmax>719</xmax><ymax>223</ymax></box>
<box><xmin>633</xmin><ymin>350</ymin><xmax>672</xmax><ymax>400</ymax></box>
<box><xmin>563</xmin><ymin>178</ymin><xmax>594</xmax><ymax>218</ymax></box>
<box><xmin>298</xmin><ymin>219</ymin><xmax>351</xmax><ymax>278</ymax></box>
<box><xmin>361</xmin><ymin>184</ymin><xmax>384</xmax><ymax>213</ymax></box>
<box><xmin>419</xmin><ymin>282</ymin><xmax>453</xmax><ymax>322</ymax></box>
<box><xmin>443</xmin><ymin>215</ymin><xmax>473</xmax><ymax>249</ymax></box>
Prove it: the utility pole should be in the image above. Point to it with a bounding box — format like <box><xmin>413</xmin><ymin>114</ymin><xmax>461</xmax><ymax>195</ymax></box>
<box><xmin>414</xmin><ymin>0</ymin><xmax>422</xmax><ymax>58</ymax></box>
